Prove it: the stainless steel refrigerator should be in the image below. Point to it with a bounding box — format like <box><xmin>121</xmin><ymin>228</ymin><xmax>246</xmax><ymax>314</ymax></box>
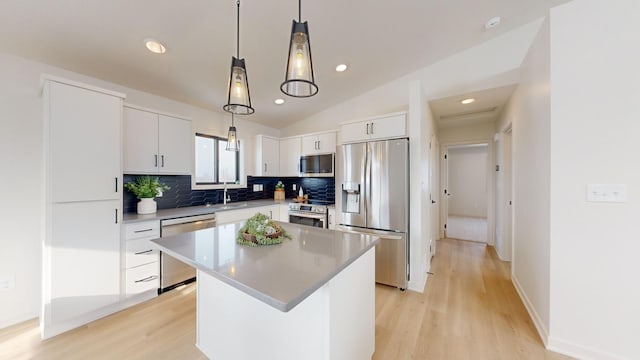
<box><xmin>336</xmin><ymin>138</ymin><xmax>409</xmax><ymax>289</ymax></box>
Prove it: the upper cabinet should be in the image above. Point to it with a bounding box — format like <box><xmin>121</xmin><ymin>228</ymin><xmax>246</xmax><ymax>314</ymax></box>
<box><xmin>123</xmin><ymin>106</ymin><xmax>192</xmax><ymax>175</ymax></box>
<box><xmin>255</xmin><ymin>135</ymin><xmax>280</xmax><ymax>176</ymax></box>
<box><xmin>279</xmin><ymin>137</ymin><xmax>301</xmax><ymax>176</ymax></box>
<box><xmin>301</xmin><ymin>132</ymin><xmax>336</xmax><ymax>155</ymax></box>
<box><xmin>45</xmin><ymin>80</ymin><xmax>123</xmax><ymax>203</ymax></box>
<box><xmin>340</xmin><ymin>112</ymin><xmax>407</xmax><ymax>144</ymax></box>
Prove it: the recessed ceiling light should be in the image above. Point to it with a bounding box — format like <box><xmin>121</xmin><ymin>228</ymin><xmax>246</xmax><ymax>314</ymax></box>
<box><xmin>461</xmin><ymin>98</ymin><xmax>475</xmax><ymax>104</ymax></box>
<box><xmin>485</xmin><ymin>16</ymin><xmax>501</xmax><ymax>30</ymax></box>
<box><xmin>274</xmin><ymin>98</ymin><xmax>285</xmax><ymax>105</ymax></box>
<box><xmin>335</xmin><ymin>64</ymin><xmax>348</xmax><ymax>72</ymax></box>
<box><xmin>144</xmin><ymin>38</ymin><xmax>166</xmax><ymax>54</ymax></box>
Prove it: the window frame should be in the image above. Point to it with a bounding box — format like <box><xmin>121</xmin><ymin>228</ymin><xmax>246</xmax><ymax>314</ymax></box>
<box><xmin>194</xmin><ymin>132</ymin><xmax>240</xmax><ymax>186</ymax></box>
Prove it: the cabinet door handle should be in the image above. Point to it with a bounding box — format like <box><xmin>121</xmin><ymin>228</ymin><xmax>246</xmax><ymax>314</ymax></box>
<box><xmin>264</xmin><ymin>163</ymin><xmax>267</xmax><ymax>172</ymax></box>
<box><xmin>366</xmin><ymin>123</ymin><xmax>370</xmax><ymax>134</ymax></box>
<box><xmin>161</xmin><ymin>155</ymin><xmax>165</xmax><ymax>167</ymax></box>
<box><xmin>269</xmin><ymin>210</ymin><xmax>273</xmax><ymax>219</ymax></box>
<box><xmin>154</xmin><ymin>155</ymin><xmax>158</xmax><ymax>167</ymax></box>
<box><xmin>115</xmin><ymin>209</ymin><xmax>118</xmax><ymax>224</ymax></box>
<box><xmin>135</xmin><ymin>275</ymin><xmax>159</xmax><ymax>283</ymax></box>
<box><xmin>134</xmin><ymin>228</ymin><xmax>154</xmax><ymax>233</ymax></box>
<box><xmin>115</xmin><ymin>177</ymin><xmax>118</xmax><ymax>192</ymax></box>
<box><xmin>370</xmin><ymin>122</ymin><xmax>374</xmax><ymax>134</ymax></box>
<box><xmin>134</xmin><ymin>249</ymin><xmax>153</xmax><ymax>255</ymax></box>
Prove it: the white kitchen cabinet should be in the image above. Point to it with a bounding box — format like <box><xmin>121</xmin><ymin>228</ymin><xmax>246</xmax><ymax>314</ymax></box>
<box><xmin>279</xmin><ymin>137</ymin><xmax>301</xmax><ymax>176</ymax></box>
<box><xmin>122</xmin><ymin>220</ymin><xmax>160</xmax><ymax>297</ymax></box>
<box><xmin>124</xmin><ymin>106</ymin><xmax>192</xmax><ymax>175</ymax></box>
<box><xmin>216</xmin><ymin>205</ymin><xmax>279</xmax><ymax>225</ymax></box>
<box><xmin>48</xmin><ymin>201</ymin><xmax>122</xmax><ymax>325</ymax></box>
<box><xmin>301</xmin><ymin>132</ymin><xmax>336</xmax><ymax>155</ymax></box>
<box><xmin>46</xmin><ymin>80</ymin><xmax>122</xmax><ymax>203</ymax></box>
<box><xmin>279</xmin><ymin>204</ymin><xmax>290</xmax><ymax>223</ymax></box>
<box><xmin>42</xmin><ymin>77</ymin><xmax>125</xmax><ymax>339</ymax></box>
<box><xmin>339</xmin><ymin>112</ymin><xmax>407</xmax><ymax>144</ymax></box>
<box><xmin>255</xmin><ymin>135</ymin><xmax>280</xmax><ymax>176</ymax></box>
<box><xmin>328</xmin><ymin>207</ymin><xmax>336</xmax><ymax>230</ymax></box>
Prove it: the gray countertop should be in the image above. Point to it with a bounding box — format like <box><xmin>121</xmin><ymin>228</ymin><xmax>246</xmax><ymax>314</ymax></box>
<box><xmin>151</xmin><ymin>221</ymin><xmax>378</xmax><ymax>312</ymax></box>
<box><xmin>122</xmin><ymin>199</ymin><xmax>289</xmax><ymax>224</ymax></box>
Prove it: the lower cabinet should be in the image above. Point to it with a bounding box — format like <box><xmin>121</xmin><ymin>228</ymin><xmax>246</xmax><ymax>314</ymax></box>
<box><xmin>216</xmin><ymin>205</ymin><xmax>280</xmax><ymax>225</ymax></box>
<box><xmin>122</xmin><ymin>220</ymin><xmax>160</xmax><ymax>297</ymax></box>
<box><xmin>279</xmin><ymin>204</ymin><xmax>290</xmax><ymax>223</ymax></box>
<box><xmin>328</xmin><ymin>207</ymin><xmax>336</xmax><ymax>230</ymax></box>
<box><xmin>42</xmin><ymin>200</ymin><xmax>121</xmax><ymax>338</ymax></box>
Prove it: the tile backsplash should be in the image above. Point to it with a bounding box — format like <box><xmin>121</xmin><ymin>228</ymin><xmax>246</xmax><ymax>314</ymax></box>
<box><xmin>123</xmin><ymin>175</ymin><xmax>335</xmax><ymax>213</ymax></box>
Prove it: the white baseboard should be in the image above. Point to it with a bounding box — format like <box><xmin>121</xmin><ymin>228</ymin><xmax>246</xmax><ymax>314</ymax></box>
<box><xmin>548</xmin><ymin>337</ymin><xmax>629</xmax><ymax>360</ymax></box>
<box><xmin>511</xmin><ymin>275</ymin><xmax>549</xmax><ymax>347</ymax></box>
<box><xmin>408</xmin><ymin>260</ymin><xmax>430</xmax><ymax>293</ymax></box>
<box><xmin>0</xmin><ymin>311</ymin><xmax>38</xmax><ymax>331</ymax></box>
<box><xmin>41</xmin><ymin>290</ymin><xmax>157</xmax><ymax>339</ymax></box>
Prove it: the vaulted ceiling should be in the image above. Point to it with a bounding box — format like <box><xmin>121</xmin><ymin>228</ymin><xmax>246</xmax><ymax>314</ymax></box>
<box><xmin>0</xmin><ymin>0</ymin><xmax>570</xmax><ymax>128</ymax></box>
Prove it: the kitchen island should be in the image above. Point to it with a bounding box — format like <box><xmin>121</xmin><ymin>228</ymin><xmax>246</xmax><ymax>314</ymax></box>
<box><xmin>152</xmin><ymin>221</ymin><xmax>379</xmax><ymax>360</ymax></box>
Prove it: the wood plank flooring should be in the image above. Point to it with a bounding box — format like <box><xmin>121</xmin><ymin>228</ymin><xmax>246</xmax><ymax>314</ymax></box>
<box><xmin>0</xmin><ymin>238</ymin><xmax>571</xmax><ymax>360</ymax></box>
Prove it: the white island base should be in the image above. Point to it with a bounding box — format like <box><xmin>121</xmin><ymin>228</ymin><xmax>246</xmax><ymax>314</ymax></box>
<box><xmin>196</xmin><ymin>248</ymin><xmax>375</xmax><ymax>360</ymax></box>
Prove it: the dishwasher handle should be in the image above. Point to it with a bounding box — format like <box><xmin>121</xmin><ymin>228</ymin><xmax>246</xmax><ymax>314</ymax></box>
<box><xmin>161</xmin><ymin>213</ymin><xmax>217</xmax><ymax>227</ymax></box>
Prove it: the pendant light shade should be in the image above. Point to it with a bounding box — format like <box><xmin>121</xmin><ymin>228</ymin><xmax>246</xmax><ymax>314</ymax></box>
<box><xmin>223</xmin><ymin>0</ymin><xmax>254</xmax><ymax>115</ymax></box>
<box><xmin>225</xmin><ymin>114</ymin><xmax>239</xmax><ymax>152</ymax></box>
<box><xmin>281</xmin><ymin>1</ymin><xmax>318</xmax><ymax>97</ymax></box>
<box><xmin>223</xmin><ymin>57</ymin><xmax>254</xmax><ymax>115</ymax></box>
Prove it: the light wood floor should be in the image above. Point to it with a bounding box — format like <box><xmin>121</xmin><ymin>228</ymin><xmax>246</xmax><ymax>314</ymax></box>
<box><xmin>0</xmin><ymin>239</ymin><xmax>571</xmax><ymax>360</ymax></box>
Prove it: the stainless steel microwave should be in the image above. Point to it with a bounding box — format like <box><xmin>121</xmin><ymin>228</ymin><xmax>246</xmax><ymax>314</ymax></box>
<box><xmin>300</xmin><ymin>153</ymin><xmax>334</xmax><ymax>177</ymax></box>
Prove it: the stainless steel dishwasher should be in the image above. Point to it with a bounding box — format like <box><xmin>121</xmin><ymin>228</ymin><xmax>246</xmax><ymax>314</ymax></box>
<box><xmin>159</xmin><ymin>213</ymin><xmax>216</xmax><ymax>293</ymax></box>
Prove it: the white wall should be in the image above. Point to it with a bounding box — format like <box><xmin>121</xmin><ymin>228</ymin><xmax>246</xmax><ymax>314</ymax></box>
<box><xmin>447</xmin><ymin>146</ymin><xmax>488</xmax><ymax>218</ymax></box>
<box><xmin>0</xmin><ymin>51</ymin><xmax>279</xmax><ymax>329</ymax></box>
<box><xmin>496</xmin><ymin>14</ymin><xmax>552</xmax><ymax>345</ymax></box>
<box><xmin>547</xmin><ymin>1</ymin><xmax>640</xmax><ymax>358</ymax></box>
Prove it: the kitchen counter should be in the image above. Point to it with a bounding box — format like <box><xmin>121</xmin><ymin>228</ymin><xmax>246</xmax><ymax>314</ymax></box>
<box><xmin>152</xmin><ymin>221</ymin><xmax>377</xmax><ymax>360</ymax></box>
<box><xmin>151</xmin><ymin>221</ymin><xmax>378</xmax><ymax>311</ymax></box>
<box><xmin>122</xmin><ymin>199</ymin><xmax>288</xmax><ymax>224</ymax></box>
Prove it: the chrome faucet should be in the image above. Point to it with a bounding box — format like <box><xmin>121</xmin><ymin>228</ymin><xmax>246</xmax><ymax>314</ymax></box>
<box><xmin>223</xmin><ymin>182</ymin><xmax>230</xmax><ymax>205</ymax></box>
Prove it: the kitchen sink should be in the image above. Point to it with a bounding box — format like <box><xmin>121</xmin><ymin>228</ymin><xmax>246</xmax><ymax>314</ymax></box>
<box><xmin>205</xmin><ymin>202</ymin><xmax>249</xmax><ymax>211</ymax></box>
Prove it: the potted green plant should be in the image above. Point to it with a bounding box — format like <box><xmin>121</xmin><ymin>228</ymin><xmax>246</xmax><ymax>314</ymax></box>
<box><xmin>274</xmin><ymin>180</ymin><xmax>285</xmax><ymax>200</ymax></box>
<box><xmin>123</xmin><ymin>176</ymin><xmax>170</xmax><ymax>214</ymax></box>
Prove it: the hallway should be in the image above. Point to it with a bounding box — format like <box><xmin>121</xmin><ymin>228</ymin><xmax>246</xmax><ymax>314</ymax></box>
<box><xmin>373</xmin><ymin>238</ymin><xmax>571</xmax><ymax>359</ymax></box>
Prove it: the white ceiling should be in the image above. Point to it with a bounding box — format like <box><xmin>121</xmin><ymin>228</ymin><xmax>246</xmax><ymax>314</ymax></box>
<box><xmin>0</xmin><ymin>0</ymin><xmax>569</xmax><ymax>129</ymax></box>
<box><xmin>430</xmin><ymin>84</ymin><xmax>517</xmax><ymax>128</ymax></box>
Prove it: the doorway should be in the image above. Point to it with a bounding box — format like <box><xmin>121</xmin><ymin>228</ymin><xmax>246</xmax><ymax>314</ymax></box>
<box><xmin>494</xmin><ymin>126</ymin><xmax>513</xmax><ymax>260</ymax></box>
<box><xmin>442</xmin><ymin>143</ymin><xmax>490</xmax><ymax>242</ymax></box>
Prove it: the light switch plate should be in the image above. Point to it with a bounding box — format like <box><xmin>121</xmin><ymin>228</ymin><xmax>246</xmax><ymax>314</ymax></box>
<box><xmin>586</xmin><ymin>184</ymin><xmax>628</xmax><ymax>203</ymax></box>
<box><xmin>0</xmin><ymin>275</ymin><xmax>15</xmax><ymax>290</ymax></box>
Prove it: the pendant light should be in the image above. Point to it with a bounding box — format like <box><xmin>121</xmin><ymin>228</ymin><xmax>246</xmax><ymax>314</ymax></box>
<box><xmin>281</xmin><ymin>0</ymin><xmax>318</xmax><ymax>97</ymax></box>
<box><xmin>225</xmin><ymin>113</ymin><xmax>239</xmax><ymax>152</ymax></box>
<box><xmin>223</xmin><ymin>0</ymin><xmax>254</xmax><ymax>115</ymax></box>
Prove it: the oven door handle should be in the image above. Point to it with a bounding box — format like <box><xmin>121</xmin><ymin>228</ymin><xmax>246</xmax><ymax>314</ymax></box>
<box><xmin>288</xmin><ymin>211</ymin><xmax>327</xmax><ymax>220</ymax></box>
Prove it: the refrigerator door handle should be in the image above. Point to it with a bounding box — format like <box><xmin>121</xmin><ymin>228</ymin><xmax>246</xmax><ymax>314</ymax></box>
<box><xmin>335</xmin><ymin>225</ymin><xmax>404</xmax><ymax>240</ymax></box>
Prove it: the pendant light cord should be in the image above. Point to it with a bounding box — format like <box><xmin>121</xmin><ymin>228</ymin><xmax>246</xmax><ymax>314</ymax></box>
<box><xmin>236</xmin><ymin>0</ymin><xmax>240</xmax><ymax>58</ymax></box>
<box><xmin>298</xmin><ymin>0</ymin><xmax>301</xmax><ymax>22</ymax></box>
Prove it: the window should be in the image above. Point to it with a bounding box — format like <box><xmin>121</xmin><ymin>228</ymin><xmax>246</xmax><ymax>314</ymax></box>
<box><xmin>195</xmin><ymin>133</ymin><xmax>239</xmax><ymax>184</ymax></box>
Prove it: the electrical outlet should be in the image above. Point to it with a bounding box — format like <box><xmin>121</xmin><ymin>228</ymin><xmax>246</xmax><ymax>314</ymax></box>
<box><xmin>586</xmin><ymin>184</ymin><xmax>628</xmax><ymax>203</ymax></box>
<box><xmin>293</xmin><ymin>184</ymin><xmax>297</xmax><ymax>191</ymax></box>
<box><xmin>0</xmin><ymin>275</ymin><xmax>15</xmax><ymax>290</ymax></box>
<box><xmin>253</xmin><ymin>184</ymin><xmax>260</xmax><ymax>192</ymax></box>
<box><xmin>156</xmin><ymin>187</ymin><xmax>163</xmax><ymax>197</ymax></box>
<box><xmin>259</xmin><ymin>184</ymin><xmax>264</xmax><ymax>191</ymax></box>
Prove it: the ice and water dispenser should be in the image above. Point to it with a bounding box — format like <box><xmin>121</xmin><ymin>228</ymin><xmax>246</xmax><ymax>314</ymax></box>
<box><xmin>341</xmin><ymin>182</ymin><xmax>361</xmax><ymax>214</ymax></box>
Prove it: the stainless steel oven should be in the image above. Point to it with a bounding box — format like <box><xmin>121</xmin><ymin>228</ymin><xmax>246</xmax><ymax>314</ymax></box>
<box><xmin>288</xmin><ymin>201</ymin><xmax>331</xmax><ymax>228</ymax></box>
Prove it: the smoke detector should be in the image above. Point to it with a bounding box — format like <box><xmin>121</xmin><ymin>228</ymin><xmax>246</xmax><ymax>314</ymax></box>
<box><xmin>485</xmin><ymin>16</ymin><xmax>501</xmax><ymax>30</ymax></box>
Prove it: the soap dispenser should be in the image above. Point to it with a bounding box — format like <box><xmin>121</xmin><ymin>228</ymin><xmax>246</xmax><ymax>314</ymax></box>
<box><xmin>298</xmin><ymin>186</ymin><xmax>304</xmax><ymax>198</ymax></box>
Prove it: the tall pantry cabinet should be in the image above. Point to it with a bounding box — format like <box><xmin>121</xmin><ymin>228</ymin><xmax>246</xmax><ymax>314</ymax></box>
<box><xmin>41</xmin><ymin>77</ymin><xmax>125</xmax><ymax>339</ymax></box>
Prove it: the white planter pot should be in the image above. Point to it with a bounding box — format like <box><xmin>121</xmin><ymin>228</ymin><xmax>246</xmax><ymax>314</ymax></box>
<box><xmin>137</xmin><ymin>198</ymin><xmax>157</xmax><ymax>214</ymax></box>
